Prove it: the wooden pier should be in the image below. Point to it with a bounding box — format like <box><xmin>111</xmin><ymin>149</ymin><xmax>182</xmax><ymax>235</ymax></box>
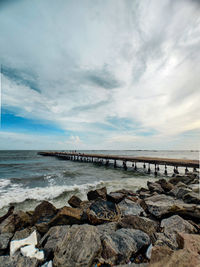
<box><xmin>38</xmin><ymin>151</ymin><xmax>199</xmax><ymax>175</ymax></box>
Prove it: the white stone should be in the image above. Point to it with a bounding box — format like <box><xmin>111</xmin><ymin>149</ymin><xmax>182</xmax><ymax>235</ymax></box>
<box><xmin>10</xmin><ymin>230</ymin><xmax>38</xmax><ymax>256</ymax></box>
<box><xmin>20</xmin><ymin>244</ymin><xmax>44</xmax><ymax>260</ymax></box>
<box><xmin>41</xmin><ymin>261</ymin><xmax>53</xmax><ymax>267</ymax></box>
<box><xmin>146</xmin><ymin>243</ymin><xmax>153</xmax><ymax>259</ymax></box>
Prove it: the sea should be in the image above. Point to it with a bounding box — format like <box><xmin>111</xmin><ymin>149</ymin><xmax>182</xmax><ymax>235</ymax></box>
<box><xmin>0</xmin><ymin>150</ymin><xmax>199</xmax><ymax>216</ymax></box>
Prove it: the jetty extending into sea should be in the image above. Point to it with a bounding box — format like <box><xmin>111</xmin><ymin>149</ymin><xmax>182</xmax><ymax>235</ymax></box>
<box><xmin>38</xmin><ymin>151</ymin><xmax>199</xmax><ymax>176</ymax></box>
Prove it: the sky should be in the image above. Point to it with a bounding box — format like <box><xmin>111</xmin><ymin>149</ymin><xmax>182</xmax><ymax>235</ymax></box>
<box><xmin>0</xmin><ymin>0</ymin><xmax>200</xmax><ymax>150</ymax></box>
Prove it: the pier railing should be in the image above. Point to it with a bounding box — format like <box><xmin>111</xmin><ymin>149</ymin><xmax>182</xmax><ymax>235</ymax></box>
<box><xmin>38</xmin><ymin>151</ymin><xmax>199</xmax><ymax>176</ymax></box>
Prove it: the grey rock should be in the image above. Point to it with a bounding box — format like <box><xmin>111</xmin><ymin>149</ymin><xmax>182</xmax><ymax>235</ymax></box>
<box><xmin>97</xmin><ymin>222</ymin><xmax>118</xmax><ymax>237</ymax></box>
<box><xmin>189</xmin><ymin>184</ymin><xmax>200</xmax><ymax>193</ymax></box>
<box><xmin>53</xmin><ymin>224</ymin><xmax>101</xmax><ymax>267</ymax></box>
<box><xmin>107</xmin><ymin>192</ymin><xmax>125</xmax><ymax>203</ymax></box>
<box><xmin>118</xmin><ymin>199</ymin><xmax>146</xmax><ymax>217</ymax></box>
<box><xmin>119</xmin><ymin>215</ymin><xmax>158</xmax><ymax>236</ymax></box>
<box><xmin>147</xmin><ymin>181</ymin><xmax>164</xmax><ymax>194</ymax></box>
<box><xmin>12</xmin><ymin>226</ymin><xmax>40</xmax><ymax>242</ymax></box>
<box><xmin>102</xmin><ymin>228</ymin><xmax>150</xmax><ymax>265</ymax></box>
<box><xmin>169</xmin><ymin>187</ymin><xmax>192</xmax><ymax>199</ymax></box>
<box><xmin>0</xmin><ymin>255</ymin><xmax>39</xmax><ymax>267</ymax></box>
<box><xmin>39</xmin><ymin>225</ymin><xmax>70</xmax><ymax>255</ymax></box>
<box><xmin>154</xmin><ymin>232</ymin><xmax>178</xmax><ymax>250</ymax></box>
<box><xmin>0</xmin><ymin>232</ymin><xmax>13</xmax><ymax>254</ymax></box>
<box><xmin>183</xmin><ymin>192</ymin><xmax>200</xmax><ymax>204</ymax></box>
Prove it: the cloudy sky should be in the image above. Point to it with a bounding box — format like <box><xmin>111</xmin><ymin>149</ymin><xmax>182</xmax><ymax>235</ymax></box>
<box><xmin>0</xmin><ymin>0</ymin><xmax>200</xmax><ymax>150</ymax></box>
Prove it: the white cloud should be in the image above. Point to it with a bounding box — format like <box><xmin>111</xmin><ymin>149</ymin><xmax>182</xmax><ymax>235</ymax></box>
<box><xmin>0</xmin><ymin>0</ymin><xmax>200</xmax><ymax>149</ymax></box>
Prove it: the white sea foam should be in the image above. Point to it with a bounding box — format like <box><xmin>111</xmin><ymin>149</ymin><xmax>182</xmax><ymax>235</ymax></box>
<box><xmin>0</xmin><ymin>179</ymin><xmax>11</xmax><ymax>192</ymax></box>
<box><xmin>0</xmin><ymin>180</ymin><xmax>104</xmax><ymax>209</ymax></box>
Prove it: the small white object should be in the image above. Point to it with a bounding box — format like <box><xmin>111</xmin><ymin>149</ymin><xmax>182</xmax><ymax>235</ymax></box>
<box><xmin>146</xmin><ymin>243</ymin><xmax>153</xmax><ymax>259</ymax></box>
<box><xmin>20</xmin><ymin>244</ymin><xmax>44</xmax><ymax>260</ymax></box>
<box><xmin>10</xmin><ymin>230</ymin><xmax>38</xmax><ymax>256</ymax></box>
<box><xmin>41</xmin><ymin>261</ymin><xmax>53</xmax><ymax>267</ymax></box>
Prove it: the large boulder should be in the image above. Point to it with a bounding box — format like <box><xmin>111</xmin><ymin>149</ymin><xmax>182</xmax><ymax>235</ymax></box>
<box><xmin>101</xmin><ymin>228</ymin><xmax>150</xmax><ymax>265</ymax></box>
<box><xmin>147</xmin><ymin>181</ymin><xmax>164</xmax><ymax>194</ymax></box>
<box><xmin>87</xmin><ymin>187</ymin><xmax>107</xmax><ymax>201</ymax></box>
<box><xmin>182</xmin><ymin>192</ymin><xmax>200</xmax><ymax>204</ymax></box>
<box><xmin>169</xmin><ymin>187</ymin><xmax>192</xmax><ymax>199</ymax></box>
<box><xmin>119</xmin><ymin>215</ymin><xmax>158</xmax><ymax>237</ymax></box>
<box><xmin>68</xmin><ymin>195</ymin><xmax>82</xmax><ymax>208</ymax></box>
<box><xmin>118</xmin><ymin>199</ymin><xmax>146</xmax><ymax>217</ymax></box>
<box><xmin>39</xmin><ymin>225</ymin><xmax>70</xmax><ymax>258</ymax></box>
<box><xmin>12</xmin><ymin>227</ymin><xmax>40</xmax><ymax>242</ymax></box>
<box><xmin>156</xmin><ymin>179</ymin><xmax>174</xmax><ymax>192</ymax></box>
<box><xmin>86</xmin><ymin>199</ymin><xmax>120</xmax><ymax>225</ymax></box>
<box><xmin>107</xmin><ymin>192</ymin><xmax>126</xmax><ymax>204</ymax></box>
<box><xmin>49</xmin><ymin>206</ymin><xmax>84</xmax><ymax>227</ymax></box>
<box><xmin>0</xmin><ymin>211</ymin><xmax>32</xmax><ymax>234</ymax></box>
<box><xmin>53</xmin><ymin>224</ymin><xmax>102</xmax><ymax>267</ymax></box>
<box><xmin>97</xmin><ymin>222</ymin><xmax>118</xmax><ymax>238</ymax></box>
<box><xmin>33</xmin><ymin>201</ymin><xmax>57</xmax><ymax>224</ymax></box>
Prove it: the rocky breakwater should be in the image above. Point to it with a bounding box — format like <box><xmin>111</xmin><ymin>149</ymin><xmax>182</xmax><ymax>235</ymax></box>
<box><xmin>0</xmin><ymin>172</ymin><xmax>199</xmax><ymax>267</ymax></box>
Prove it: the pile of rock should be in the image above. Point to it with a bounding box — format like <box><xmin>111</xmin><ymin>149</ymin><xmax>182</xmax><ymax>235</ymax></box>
<box><xmin>0</xmin><ymin>172</ymin><xmax>199</xmax><ymax>267</ymax></box>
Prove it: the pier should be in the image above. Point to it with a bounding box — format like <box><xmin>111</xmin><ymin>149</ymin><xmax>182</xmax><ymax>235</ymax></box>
<box><xmin>38</xmin><ymin>151</ymin><xmax>199</xmax><ymax>176</ymax></box>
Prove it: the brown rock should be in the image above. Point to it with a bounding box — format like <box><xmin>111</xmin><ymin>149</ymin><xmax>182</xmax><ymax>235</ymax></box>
<box><xmin>119</xmin><ymin>215</ymin><xmax>158</xmax><ymax>237</ymax></box>
<box><xmin>147</xmin><ymin>181</ymin><xmax>164</xmax><ymax>194</ymax></box>
<box><xmin>49</xmin><ymin>206</ymin><xmax>84</xmax><ymax>226</ymax></box>
<box><xmin>87</xmin><ymin>187</ymin><xmax>107</xmax><ymax>201</ymax></box>
<box><xmin>87</xmin><ymin>199</ymin><xmax>120</xmax><ymax>225</ymax></box>
<box><xmin>0</xmin><ymin>206</ymin><xmax>15</xmax><ymax>224</ymax></box>
<box><xmin>150</xmin><ymin>245</ymin><xmax>173</xmax><ymax>264</ymax></box>
<box><xmin>177</xmin><ymin>232</ymin><xmax>200</xmax><ymax>253</ymax></box>
<box><xmin>156</xmin><ymin>179</ymin><xmax>174</xmax><ymax>192</ymax></box>
<box><xmin>114</xmin><ymin>189</ymin><xmax>137</xmax><ymax>197</ymax></box>
<box><xmin>107</xmin><ymin>192</ymin><xmax>125</xmax><ymax>203</ymax></box>
<box><xmin>12</xmin><ymin>226</ymin><xmax>40</xmax><ymax>241</ymax></box>
<box><xmin>33</xmin><ymin>201</ymin><xmax>57</xmax><ymax>224</ymax></box>
<box><xmin>68</xmin><ymin>195</ymin><xmax>82</xmax><ymax>208</ymax></box>
<box><xmin>35</xmin><ymin>222</ymin><xmax>50</xmax><ymax>235</ymax></box>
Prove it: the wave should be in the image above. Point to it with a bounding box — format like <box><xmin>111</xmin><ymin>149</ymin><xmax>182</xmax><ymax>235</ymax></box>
<box><xmin>0</xmin><ymin>180</ymin><xmax>104</xmax><ymax>210</ymax></box>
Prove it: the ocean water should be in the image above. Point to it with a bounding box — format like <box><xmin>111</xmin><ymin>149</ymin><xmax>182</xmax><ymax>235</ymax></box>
<box><xmin>0</xmin><ymin>150</ymin><xmax>199</xmax><ymax>216</ymax></box>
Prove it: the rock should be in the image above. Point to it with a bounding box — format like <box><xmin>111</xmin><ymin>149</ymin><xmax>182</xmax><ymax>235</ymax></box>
<box><xmin>189</xmin><ymin>184</ymin><xmax>200</xmax><ymax>193</ymax></box>
<box><xmin>156</xmin><ymin>179</ymin><xmax>174</xmax><ymax>192</ymax></box>
<box><xmin>117</xmin><ymin>264</ymin><xmax>148</xmax><ymax>267</ymax></box>
<box><xmin>0</xmin><ymin>206</ymin><xmax>15</xmax><ymax>224</ymax></box>
<box><xmin>41</xmin><ymin>261</ymin><xmax>53</xmax><ymax>267</ymax></box>
<box><xmin>86</xmin><ymin>199</ymin><xmax>120</xmax><ymax>225</ymax></box>
<box><xmin>182</xmin><ymin>192</ymin><xmax>200</xmax><ymax>204</ymax></box>
<box><xmin>168</xmin><ymin>175</ymin><xmax>194</xmax><ymax>185</ymax></box>
<box><xmin>101</xmin><ymin>228</ymin><xmax>150</xmax><ymax>265</ymax></box>
<box><xmin>0</xmin><ymin>255</ymin><xmax>39</xmax><ymax>267</ymax></box>
<box><xmin>12</xmin><ymin>226</ymin><xmax>40</xmax><ymax>242</ymax></box>
<box><xmin>0</xmin><ymin>211</ymin><xmax>32</xmax><ymax>234</ymax></box>
<box><xmin>107</xmin><ymin>192</ymin><xmax>125</xmax><ymax>203</ymax></box>
<box><xmin>33</xmin><ymin>201</ymin><xmax>57</xmax><ymax>224</ymax></box>
<box><xmin>68</xmin><ymin>195</ymin><xmax>82</xmax><ymax>208</ymax></box>
<box><xmin>154</xmin><ymin>232</ymin><xmax>179</xmax><ymax>250</ymax></box>
<box><xmin>39</xmin><ymin>225</ymin><xmax>70</xmax><ymax>256</ymax></box>
<box><xmin>144</xmin><ymin>194</ymin><xmax>182</xmax><ymax>218</ymax></box>
<box><xmin>147</xmin><ymin>181</ymin><xmax>164</xmax><ymax>194</ymax></box>
<box><xmin>118</xmin><ymin>198</ymin><xmax>146</xmax><ymax>217</ymax></box>
<box><xmin>119</xmin><ymin>215</ymin><xmax>158</xmax><ymax>237</ymax></box>
<box><xmin>10</xmin><ymin>230</ymin><xmax>38</xmax><ymax>256</ymax></box>
<box><xmin>149</xmin><ymin>245</ymin><xmax>173</xmax><ymax>265</ymax></box>
<box><xmin>177</xmin><ymin>232</ymin><xmax>200</xmax><ymax>253</ymax></box>
<box><xmin>0</xmin><ymin>232</ymin><xmax>13</xmax><ymax>255</ymax></box>
<box><xmin>87</xmin><ymin>187</ymin><xmax>107</xmax><ymax>201</ymax></box>
<box><xmin>169</xmin><ymin>187</ymin><xmax>192</xmax><ymax>199</ymax></box>
<box><xmin>49</xmin><ymin>206</ymin><xmax>84</xmax><ymax>227</ymax></box>
<box><xmin>53</xmin><ymin>224</ymin><xmax>102</xmax><ymax>267</ymax></box>
<box><xmin>115</xmin><ymin>189</ymin><xmax>136</xmax><ymax>197</ymax></box>
<box><xmin>97</xmin><ymin>222</ymin><xmax>118</xmax><ymax>237</ymax></box>
<box><xmin>161</xmin><ymin>215</ymin><xmax>197</xmax><ymax>236</ymax></box>
<box><xmin>35</xmin><ymin>222</ymin><xmax>50</xmax><ymax>235</ymax></box>
<box><xmin>139</xmin><ymin>191</ymin><xmax>152</xmax><ymax>199</ymax></box>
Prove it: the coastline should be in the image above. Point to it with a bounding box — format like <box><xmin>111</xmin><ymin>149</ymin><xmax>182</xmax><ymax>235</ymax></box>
<box><xmin>0</xmin><ymin>171</ymin><xmax>199</xmax><ymax>266</ymax></box>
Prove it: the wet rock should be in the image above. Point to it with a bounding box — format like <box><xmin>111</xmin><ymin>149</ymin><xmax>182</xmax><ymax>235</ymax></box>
<box><xmin>49</xmin><ymin>206</ymin><xmax>84</xmax><ymax>227</ymax></box>
<box><xmin>39</xmin><ymin>225</ymin><xmax>70</xmax><ymax>257</ymax></box>
<box><xmin>119</xmin><ymin>215</ymin><xmax>158</xmax><ymax>237</ymax></box>
<box><xmin>87</xmin><ymin>187</ymin><xmax>107</xmax><ymax>201</ymax></box>
<box><xmin>0</xmin><ymin>211</ymin><xmax>32</xmax><ymax>234</ymax></box>
<box><xmin>0</xmin><ymin>255</ymin><xmax>39</xmax><ymax>267</ymax></box>
<box><xmin>118</xmin><ymin>199</ymin><xmax>146</xmax><ymax>217</ymax></box>
<box><xmin>53</xmin><ymin>224</ymin><xmax>101</xmax><ymax>267</ymax></box>
<box><xmin>156</xmin><ymin>179</ymin><xmax>174</xmax><ymax>192</ymax></box>
<box><xmin>182</xmin><ymin>192</ymin><xmax>200</xmax><ymax>204</ymax></box>
<box><xmin>107</xmin><ymin>192</ymin><xmax>125</xmax><ymax>204</ymax></box>
<box><xmin>0</xmin><ymin>232</ymin><xmax>13</xmax><ymax>255</ymax></box>
<box><xmin>0</xmin><ymin>206</ymin><xmax>15</xmax><ymax>224</ymax></box>
<box><xmin>86</xmin><ymin>199</ymin><xmax>120</xmax><ymax>225</ymax></box>
<box><xmin>147</xmin><ymin>181</ymin><xmax>164</xmax><ymax>194</ymax></box>
<box><xmin>101</xmin><ymin>228</ymin><xmax>150</xmax><ymax>265</ymax></box>
<box><xmin>169</xmin><ymin>187</ymin><xmax>192</xmax><ymax>199</ymax></box>
<box><xmin>33</xmin><ymin>201</ymin><xmax>57</xmax><ymax>224</ymax></box>
<box><xmin>161</xmin><ymin>215</ymin><xmax>197</xmax><ymax>236</ymax></box>
<box><xmin>68</xmin><ymin>195</ymin><xmax>82</xmax><ymax>208</ymax></box>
